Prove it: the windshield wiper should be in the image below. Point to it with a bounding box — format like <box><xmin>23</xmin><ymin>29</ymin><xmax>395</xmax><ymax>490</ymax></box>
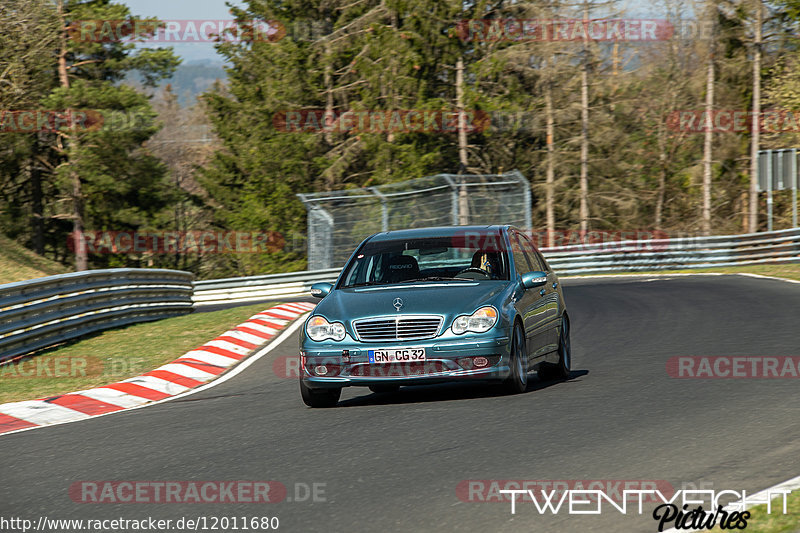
<box><xmin>397</xmin><ymin>276</ymin><xmax>473</xmax><ymax>283</ymax></box>
<box><xmin>346</xmin><ymin>280</ymin><xmax>387</xmax><ymax>288</ymax></box>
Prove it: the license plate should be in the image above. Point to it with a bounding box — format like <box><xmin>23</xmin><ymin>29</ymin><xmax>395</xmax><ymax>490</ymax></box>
<box><xmin>368</xmin><ymin>347</ymin><xmax>427</xmax><ymax>363</ymax></box>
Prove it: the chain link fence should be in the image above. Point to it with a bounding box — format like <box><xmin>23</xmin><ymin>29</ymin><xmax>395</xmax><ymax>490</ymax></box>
<box><xmin>297</xmin><ymin>171</ymin><xmax>531</xmax><ymax>269</ymax></box>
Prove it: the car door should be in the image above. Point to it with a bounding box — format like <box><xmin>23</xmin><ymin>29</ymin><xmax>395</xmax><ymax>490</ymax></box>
<box><xmin>508</xmin><ymin>230</ymin><xmax>553</xmax><ymax>363</ymax></box>
<box><xmin>518</xmin><ymin>232</ymin><xmax>560</xmax><ymax>352</ymax></box>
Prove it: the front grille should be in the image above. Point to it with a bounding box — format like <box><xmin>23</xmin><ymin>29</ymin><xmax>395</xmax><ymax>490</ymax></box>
<box><xmin>353</xmin><ymin>316</ymin><xmax>442</xmax><ymax>342</ymax></box>
<box><xmin>350</xmin><ymin>361</ymin><xmax>448</xmax><ymax>377</ymax></box>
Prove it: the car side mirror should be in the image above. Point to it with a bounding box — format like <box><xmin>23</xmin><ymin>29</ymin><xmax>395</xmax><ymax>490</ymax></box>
<box><xmin>310</xmin><ymin>282</ymin><xmax>333</xmax><ymax>298</ymax></box>
<box><xmin>520</xmin><ymin>271</ymin><xmax>548</xmax><ymax>289</ymax></box>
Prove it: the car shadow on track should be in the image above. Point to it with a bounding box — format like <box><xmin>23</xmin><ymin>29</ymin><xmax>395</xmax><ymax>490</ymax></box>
<box><xmin>337</xmin><ymin>369</ymin><xmax>589</xmax><ymax>407</ymax></box>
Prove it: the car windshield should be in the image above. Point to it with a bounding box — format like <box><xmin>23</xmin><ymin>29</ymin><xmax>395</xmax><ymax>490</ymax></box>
<box><xmin>338</xmin><ymin>234</ymin><xmax>509</xmax><ymax>288</ymax></box>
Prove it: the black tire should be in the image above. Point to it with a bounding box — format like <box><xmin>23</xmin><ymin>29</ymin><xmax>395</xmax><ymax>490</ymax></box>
<box><xmin>539</xmin><ymin>315</ymin><xmax>571</xmax><ymax>381</ymax></box>
<box><xmin>300</xmin><ymin>380</ymin><xmax>342</xmax><ymax>408</ymax></box>
<box><xmin>502</xmin><ymin>322</ymin><xmax>528</xmax><ymax>394</ymax></box>
<box><xmin>368</xmin><ymin>384</ymin><xmax>400</xmax><ymax>394</ymax></box>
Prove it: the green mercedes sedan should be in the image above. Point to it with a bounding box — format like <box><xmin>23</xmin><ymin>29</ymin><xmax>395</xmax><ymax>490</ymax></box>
<box><xmin>299</xmin><ymin>225</ymin><xmax>571</xmax><ymax>407</ymax></box>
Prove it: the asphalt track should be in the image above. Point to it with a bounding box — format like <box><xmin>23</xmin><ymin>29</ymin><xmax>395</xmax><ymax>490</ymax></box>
<box><xmin>1</xmin><ymin>275</ymin><xmax>799</xmax><ymax>533</ymax></box>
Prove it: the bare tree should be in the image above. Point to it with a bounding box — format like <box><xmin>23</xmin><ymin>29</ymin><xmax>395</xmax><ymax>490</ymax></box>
<box><xmin>456</xmin><ymin>56</ymin><xmax>470</xmax><ymax>225</ymax></box>
<box><xmin>56</xmin><ymin>0</ymin><xmax>88</xmax><ymax>270</ymax></box>
<box><xmin>701</xmin><ymin>1</ymin><xmax>716</xmax><ymax>236</ymax></box>
<box><xmin>749</xmin><ymin>0</ymin><xmax>762</xmax><ymax>233</ymax></box>
<box><xmin>579</xmin><ymin>1</ymin><xmax>590</xmax><ymax>234</ymax></box>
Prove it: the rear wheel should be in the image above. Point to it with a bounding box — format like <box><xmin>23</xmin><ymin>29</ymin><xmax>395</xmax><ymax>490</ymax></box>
<box><xmin>539</xmin><ymin>315</ymin><xmax>571</xmax><ymax>381</ymax></box>
<box><xmin>369</xmin><ymin>384</ymin><xmax>400</xmax><ymax>394</ymax></box>
<box><xmin>300</xmin><ymin>380</ymin><xmax>341</xmax><ymax>408</ymax></box>
<box><xmin>502</xmin><ymin>322</ymin><xmax>528</xmax><ymax>394</ymax></box>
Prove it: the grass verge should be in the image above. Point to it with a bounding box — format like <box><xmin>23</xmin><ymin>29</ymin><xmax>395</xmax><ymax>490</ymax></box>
<box><xmin>0</xmin><ymin>234</ymin><xmax>68</xmax><ymax>284</ymax></box>
<box><xmin>0</xmin><ymin>302</ymin><xmax>291</xmax><ymax>405</ymax></box>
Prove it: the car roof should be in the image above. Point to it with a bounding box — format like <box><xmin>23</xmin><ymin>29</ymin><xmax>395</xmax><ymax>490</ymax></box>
<box><xmin>366</xmin><ymin>225</ymin><xmax>512</xmax><ymax>242</ymax></box>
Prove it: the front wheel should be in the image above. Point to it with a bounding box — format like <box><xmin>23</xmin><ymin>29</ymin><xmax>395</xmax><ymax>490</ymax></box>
<box><xmin>502</xmin><ymin>323</ymin><xmax>528</xmax><ymax>394</ymax></box>
<box><xmin>539</xmin><ymin>315</ymin><xmax>571</xmax><ymax>381</ymax></box>
<box><xmin>300</xmin><ymin>380</ymin><xmax>341</xmax><ymax>408</ymax></box>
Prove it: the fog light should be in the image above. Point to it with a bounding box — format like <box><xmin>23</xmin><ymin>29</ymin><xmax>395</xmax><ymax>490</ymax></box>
<box><xmin>457</xmin><ymin>358</ymin><xmax>475</xmax><ymax>370</ymax></box>
<box><xmin>473</xmin><ymin>356</ymin><xmax>489</xmax><ymax>368</ymax></box>
<box><xmin>314</xmin><ymin>365</ymin><xmax>328</xmax><ymax>375</ymax></box>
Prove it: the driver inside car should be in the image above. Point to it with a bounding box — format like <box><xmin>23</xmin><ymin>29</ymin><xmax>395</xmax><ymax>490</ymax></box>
<box><xmin>470</xmin><ymin>250</ymin><xmax>502</xmax><ymax>279</ymax></box>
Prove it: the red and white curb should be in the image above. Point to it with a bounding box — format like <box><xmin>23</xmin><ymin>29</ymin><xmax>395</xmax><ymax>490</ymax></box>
<box><xmin>0</xmin><ymin>301</ymin><xmax>315</xmax><ymax>436</ymax></box>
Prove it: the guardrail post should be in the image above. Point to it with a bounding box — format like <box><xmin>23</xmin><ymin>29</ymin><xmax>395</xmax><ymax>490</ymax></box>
<box><xmin>442</xmin><ymin>175</ymin><xmax>459</xmax><ymax>225</ymax></box>
<box><xmin>513</xmin><ymin>170</ymin><xmax>533</xmax><ymax>232</ymax></box>
<box><xmin>767</xmin><ymin>152</ymin><xmax>774</xmax><ymax>231</ymax></box>
<box><xmin>370</xmin><ymin>187</ymin><xmax>389</xmax><ymax>232</ymax></box>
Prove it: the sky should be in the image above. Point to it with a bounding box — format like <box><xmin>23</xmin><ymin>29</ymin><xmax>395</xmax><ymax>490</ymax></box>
<box><xmin>124</xmin><ymin>0</ymin><xmax>245</xmax><ymax>62</ymax></box>
<box><xmin>123</xmin><ymin>0</ymin><xmax>662</xmax><ymax>63</ymax></box>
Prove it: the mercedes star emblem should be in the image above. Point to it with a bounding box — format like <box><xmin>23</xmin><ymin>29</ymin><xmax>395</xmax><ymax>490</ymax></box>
<box><xmin>393</xmin><ymin>297</ymin><xmax>403</xmax><ymax>311</ymax></box>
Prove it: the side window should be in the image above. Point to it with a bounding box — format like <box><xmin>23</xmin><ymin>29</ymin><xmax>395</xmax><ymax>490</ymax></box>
<box><xmin>535</xmin><ymin>249</ymin><xmax>551</xmax><ymax>272</ymax></box>
<box><xmin>518</xmin><ymin>232</ymin><xmax>545</xmax><ymax>271</ymax></box>
<box><xmin>509</xmin><ymin>232</ymin><xmax>533</xmax><ymax>274</ymax></box>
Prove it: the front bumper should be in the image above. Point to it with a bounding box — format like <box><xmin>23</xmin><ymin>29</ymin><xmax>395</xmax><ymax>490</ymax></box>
<box><xmin>301</xmin><ymin>333</ymin><xmax>512</xmax><ymax>389</ymax></box>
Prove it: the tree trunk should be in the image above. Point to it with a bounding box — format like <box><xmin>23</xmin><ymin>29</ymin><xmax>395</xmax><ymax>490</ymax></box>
<box><xmin>579</xmin><ymin>1</ymin><xmax>590</xmax><ymax>234</ymax></box>
<box><xmin>702</xmin><ymin>5</ymin><xmax>715</xmax><ymax>237</ymax></box>
<box><xmin>57</xmin><ymin>0</ymin><xmax>88</xmax><ymax>270</ymax></box>
<box><xmin>456</xmin><ymin>57</ymin><xmax>469</xmax><ymax>225</ymax></box>
<box><xmin>30</xmin><ymin>138</ymin><xmax>45</xmax><ymax>255</ymax></box>
<box><xmin>656</xmin><ymin>129</ymin><xmax>666</xmax><ymax>231</ymax></box>
<box><xmin>749</xmin><ymin>0</ymin><xmax>762</xmax><ymax>233</ymax></box>
<box><xmin>323</xmin><ymin>41</ymin><xmax>334</xmax><ymax>162</ymax></box>
<box><xmin>545</xmin><ymin>81</ymin><xmax>555</xmax><ymax>247</ymax></box>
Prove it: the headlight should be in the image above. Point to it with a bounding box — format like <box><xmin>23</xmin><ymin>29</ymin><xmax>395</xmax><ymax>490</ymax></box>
<box><xmin>451</xmin><ymin>306</ymin><xmax>498</xmax><ymax>334</ymax></box>
<box><xmin>306</xmin><ymin>316</ymin><xmax>346</xmax><ymax>341</ymax></box>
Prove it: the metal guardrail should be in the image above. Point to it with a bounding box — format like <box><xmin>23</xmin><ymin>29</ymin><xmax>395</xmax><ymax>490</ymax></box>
<box><xmin>193</xmin><ymin>268</ymin><xmax>341</xmax><ymax>306</ymax></box>
<box><xmin>0</xmin><ymin>269</ymin><xmax>193</xmax><ymax>363</ymax></box>
<box><xmin>2</xmin><ymin>228</ymin><xmax>797</xmax><ymax>361</ymax></box>
<box><xmin>191</xmin><ymin>227</ymin><xmax>800</xmax><ymax>305</ymax></box>
<box><xmin>543</xmin><ymin>227</ymin><xmax>800</xmax><ymax>275</ymax></box>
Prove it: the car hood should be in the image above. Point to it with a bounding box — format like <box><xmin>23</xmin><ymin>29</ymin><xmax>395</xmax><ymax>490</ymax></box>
<box><xmin>313</xmin><ymin>282</ymin><xmax>509</xmax><ymax>324</ymax></box>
